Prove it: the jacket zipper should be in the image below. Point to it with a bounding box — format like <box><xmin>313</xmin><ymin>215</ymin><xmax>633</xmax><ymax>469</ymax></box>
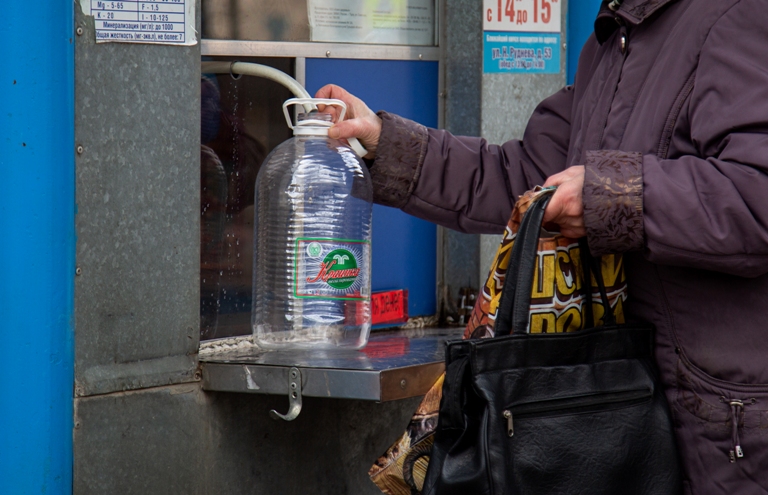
<box><xmin>502</xmin><ymin>389</ymin><xmax>651</xmax><ymax>438</ymax></box>
<box><xmin>669</xmin><ymin>337</ymin><xmax>768</xmax><ymax>465</ymax></box>
<box><xmin>720</xmin><ymin>397</ymin><xmax>757</xmax><ymax>463</ymax></box>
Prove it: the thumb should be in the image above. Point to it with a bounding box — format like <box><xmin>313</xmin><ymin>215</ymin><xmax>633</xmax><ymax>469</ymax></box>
<box><xmin>329</xmin><ymin>119</ymin><xmax>369</xmax><ymax>141</ymax></box>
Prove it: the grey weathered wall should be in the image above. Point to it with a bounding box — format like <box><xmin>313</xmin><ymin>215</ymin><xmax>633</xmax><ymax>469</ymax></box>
<box><xmin>74</xmin><ymin>384</ymin><xmax>420</xmax><ymax>494</ymax></box>
<box><xmin>74</xmin><ymin>4</ymin><xmax>200</xmax><ymax>397</ymax></box>
<box><xmin>439</xmin><ymin>0</ymin><xmax>484</xmax><ymax>309</ymax></box>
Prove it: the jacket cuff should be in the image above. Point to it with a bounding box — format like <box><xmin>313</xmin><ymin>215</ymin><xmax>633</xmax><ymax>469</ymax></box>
<box><xmin>369</xmin><ymin>111</ymin><xmax>428</xmax><ymax>209</ymax></box>
<box><xmin>582</xmin><ymin>150</ymin><xmax>644</xmax><ymax>255</ymax></box>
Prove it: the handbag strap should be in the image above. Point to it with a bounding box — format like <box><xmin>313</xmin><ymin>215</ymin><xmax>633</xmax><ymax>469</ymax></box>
<box><xmin>495</xmin><ymin>189</ymin><xmax>553</xmax><ymax>336</ymax></box>
<box><xmin>577</xmin><ymin>237</ymin><xmax>617</xmax><ymax>327</ymax></box>
<box><xmin>494</xmin><ymin>189</ymin><xmax>616</xmax><ymax>336</ymax></box>
<box><xmin>440</xmin><ymin>354</ymin><xmax>470</xmax><ymax>429</ymax></box>
<box><xmin>588</xmin><ymin>245</ymin><xmax>617</xmax><ymax>326</ymax></box>
<box><xmin>578</xmin><ymin>237</ymin><xmax>596</xmax><ymax>329</ymax></box>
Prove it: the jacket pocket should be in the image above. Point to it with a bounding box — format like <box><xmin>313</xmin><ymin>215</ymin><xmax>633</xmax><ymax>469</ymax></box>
<box><xmin>673</xmin><ymin>355</ymin><xmax>768</xmax><ymax>494</ymax></box>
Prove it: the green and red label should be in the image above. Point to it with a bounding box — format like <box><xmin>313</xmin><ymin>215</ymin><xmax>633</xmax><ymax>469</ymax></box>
<box><xmin>295</xmin><ymin>238</ymin><xmax>370</xmax><ymax>300</ymax></box>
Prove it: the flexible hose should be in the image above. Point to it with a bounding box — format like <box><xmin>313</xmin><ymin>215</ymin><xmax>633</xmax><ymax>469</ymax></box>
<box><xmin>200</xmin><ymin>61</ymin><xmax>367</xmax><ymax>157</ymax></box>
<box><xmin>201</xmin><ymin>61</ymin><xmax>311</xmax><ymax>99</ymax></box>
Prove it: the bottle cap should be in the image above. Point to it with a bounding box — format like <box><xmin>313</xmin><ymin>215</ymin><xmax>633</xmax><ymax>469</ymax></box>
<box><xmin>294</xmin><ymin>111</ymin><xmax>332</xmax><ymax>136</ymax></box>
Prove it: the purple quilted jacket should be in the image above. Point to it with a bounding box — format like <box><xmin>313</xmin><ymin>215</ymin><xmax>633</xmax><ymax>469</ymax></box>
<box><xmin>368</xmin><ymin>0</ymin><xmax>768</xmax><ymax>493</ymax></box>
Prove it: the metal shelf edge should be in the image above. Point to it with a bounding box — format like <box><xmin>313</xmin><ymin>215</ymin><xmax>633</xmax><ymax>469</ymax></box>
<box><xmin>201</xmin><ymin>361</ymin><xmax>445</xmax><ymax>402</ymax></box>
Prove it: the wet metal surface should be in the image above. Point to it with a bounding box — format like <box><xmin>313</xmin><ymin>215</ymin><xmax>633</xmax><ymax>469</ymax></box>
<box><xmin>201</xmin><ymin>327</ymin><xmax>462</xmax><ymax>400</ymax></box>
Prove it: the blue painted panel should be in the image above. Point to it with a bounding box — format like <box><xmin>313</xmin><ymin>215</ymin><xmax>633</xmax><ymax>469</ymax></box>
<box><xmin>567</xmin><ymin>0</ymin><xmax>602</xmax><ymax>84</ymax></box>
<box><xmin>0</xmin><ymin>2</ymin><xmax>75</xmax><ymax>494</ymax></box>
<box><xmin>305</xmin><ymin>59</ymin><xmax>438</xmax><ymax>317</ymax></box>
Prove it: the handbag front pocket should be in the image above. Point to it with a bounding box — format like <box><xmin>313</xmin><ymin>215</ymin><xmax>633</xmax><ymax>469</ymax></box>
<box><xmin>492</xmin><ymin>384</ymin><xmax>671</xmax><ymax>495</ymax></box>
<box><xmin>501</xmin><ymin>388</ymin><xmax>652</xmax><ymax>437</ymax></box>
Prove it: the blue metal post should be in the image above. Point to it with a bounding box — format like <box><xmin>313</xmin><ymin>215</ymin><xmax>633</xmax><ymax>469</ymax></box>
<box><xmin>0</xmin><ymin>1</ymin><xmax>75</xmax><ymax>493</ymax></box>
<box><xmin>567</xmin><ymin>0</ymin><xmax>602</xmax><ymax>84</ymax></box>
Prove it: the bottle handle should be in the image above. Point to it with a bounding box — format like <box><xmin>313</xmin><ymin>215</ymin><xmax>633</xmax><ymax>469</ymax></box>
<box><xmin>346</xmin><ymin>138</ymin><xmax>368</xmax><ymax>158</ymax></box>
<box><xmin>282</xmin><ymin>98</ymin><xmax>368</xmax><ymax>158</ymax></box>
<box><xmin>282</xmin><ymin>98</ymin><xmax>346</xmax><ymax>129</ymax></box>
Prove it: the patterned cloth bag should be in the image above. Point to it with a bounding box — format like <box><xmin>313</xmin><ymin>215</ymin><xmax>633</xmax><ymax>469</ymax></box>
<box><xmin>368</xmin><ymin>187</ymin><xmax>628</xmax><ymax>495</ymax></box>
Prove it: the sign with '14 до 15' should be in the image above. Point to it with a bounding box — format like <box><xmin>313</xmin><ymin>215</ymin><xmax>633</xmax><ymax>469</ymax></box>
<box><xmin>483</xmin><ymin>0</ymin><xmax>561</xmax><ymax>33</ymax></box>
<box><xmin>482</xmin><ymin>0</ymin><xmax>561</xmax><ymax>74</ymax></box>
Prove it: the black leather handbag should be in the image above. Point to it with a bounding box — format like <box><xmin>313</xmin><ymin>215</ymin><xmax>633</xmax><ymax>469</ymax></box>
<box><xmin>422</xmin><ymin>190</ymin><xmax>682</xmax><ymax>495</ymax></box>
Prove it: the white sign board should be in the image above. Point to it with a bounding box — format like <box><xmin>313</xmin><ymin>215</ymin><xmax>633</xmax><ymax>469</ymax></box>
<box><xmin>483</xmin><ymin>0</ymin><xmax>561</xmax><ymax>33</ymax></box>
<box><xmin>308</xmin><ymin>0</ymin><xmax>435</xmax><ymax>46</ymax></box>
<box><xmin>79</xmin><ymin>0</ymin><xmax>197</xmax><ymax>45</ymax></box>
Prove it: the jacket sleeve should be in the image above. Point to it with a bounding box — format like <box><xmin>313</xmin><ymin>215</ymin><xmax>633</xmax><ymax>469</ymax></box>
<box><xmin>369</xmin><ymin>85</ymin><xmax>574</xmax><ymax>234</ymax></box>
<box><xmin>582</xmin><ymin>0</ymin><xmax>768</xmax><ymax>278</ymax></box>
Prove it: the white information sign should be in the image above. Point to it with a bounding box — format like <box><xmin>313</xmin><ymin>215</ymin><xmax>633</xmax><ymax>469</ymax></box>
<box><xmin>483</xmin><ymin>0</ymin><xmax>561</xmax><ymax>33</ymax></box>
<box><xmin>79</xmin><ymin>0</ymin><xmax>197</xmax><ymax>45</ymax></box>
<box><xmin>308</xmin><ymin>0</ymin><xmax>435</xmax><ymax>46</ymax></box>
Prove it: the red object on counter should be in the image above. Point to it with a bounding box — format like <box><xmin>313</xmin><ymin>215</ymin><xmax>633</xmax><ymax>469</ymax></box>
<box><xmin>361</xmin><ymin>336</ymin><xmax>410</xmax><ymax>358</ymax></box>
<box><xmin>371</xmin><ymin>289</ymin><xmax>409</xmax><ymax>326</ymax></box>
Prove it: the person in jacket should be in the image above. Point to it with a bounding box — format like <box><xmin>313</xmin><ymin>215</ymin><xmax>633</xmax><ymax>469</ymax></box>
<box><xmin>316</xmin><ymin>0</ymin><xmax>768</xmax><ymax>492</ymax></box>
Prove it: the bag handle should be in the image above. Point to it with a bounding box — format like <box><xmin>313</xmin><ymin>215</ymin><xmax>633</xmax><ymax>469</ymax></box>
<box><xmin>493</xmin><ymin>188</ymin><xmax>551</xmax><ymax>336</ymax></box>
<box><xmin>494</xmin><ymin>189</ymin><xmax>616</xmax><ymax>336</ymax></box>
<box><xmin>576</xmin><ymin>237</ymin><xmax>617</xmax><ymax>327</ymax></box>
<box><xmin>441</xmin><ymin>355</ymin><xmax>470</xmax><ymax>429</ymax></box>
<box><xmin>588</xmin><ymin>246</ymin><xmax>617</xmax><ymax>326</ymax></box>
<box><xmin>578</xmin><ymin>237</ymin><xmax>596</xmax><ymax>329</ymax></box>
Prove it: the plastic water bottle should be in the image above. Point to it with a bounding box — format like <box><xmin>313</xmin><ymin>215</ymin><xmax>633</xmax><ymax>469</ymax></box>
<box><xmin>252</xmin><ymin>98</ymin><xmax>372</xmax><ymax>349</ymax></box>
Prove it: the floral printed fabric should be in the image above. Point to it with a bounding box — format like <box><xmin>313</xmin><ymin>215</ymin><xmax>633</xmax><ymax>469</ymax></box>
<box><xmin>369</xmin><ymin>112</ymin><xmax>428</xmax><ymax>209</ymax></box>
<box><xmin>583</xmin><ymin>150</ymin><xmax>644</xmax><ymax>256</ymax></box>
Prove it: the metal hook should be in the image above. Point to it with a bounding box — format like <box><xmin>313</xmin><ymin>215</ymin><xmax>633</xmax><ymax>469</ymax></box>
<box><xmin>270</xmin><ymin>367</ymin><xmax>303</xmax><ymax>421</ymax></box>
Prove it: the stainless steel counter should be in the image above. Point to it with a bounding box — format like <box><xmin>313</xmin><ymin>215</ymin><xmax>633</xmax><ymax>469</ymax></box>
<box><xmin>200</xmin><ymin>327</ymin><xmax>462</xmax><ymax>401</ymax></box>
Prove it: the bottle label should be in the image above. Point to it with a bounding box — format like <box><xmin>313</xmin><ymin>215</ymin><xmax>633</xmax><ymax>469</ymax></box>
<box><xmin>295</xmin><ymin>238</ymin><xmax>370</xmax><ymax>300</ymax></box>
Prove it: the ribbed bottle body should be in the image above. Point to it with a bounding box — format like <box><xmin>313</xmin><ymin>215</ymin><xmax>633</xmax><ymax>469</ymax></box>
<box><xmin>252</xmin><ymin>136</ymin><xmax>372</xmax><ymax>349</ymax></box>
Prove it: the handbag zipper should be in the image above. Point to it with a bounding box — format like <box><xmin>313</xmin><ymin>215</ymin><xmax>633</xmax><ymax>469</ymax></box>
<box><xmin>502</xmin><ymin>389</ymin><xmax>652</xmax><ymax>438</ymax></box>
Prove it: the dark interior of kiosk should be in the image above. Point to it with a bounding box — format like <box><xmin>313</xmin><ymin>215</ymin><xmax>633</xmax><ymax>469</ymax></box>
<box><xmin>200</xmin><ymin>56</ymin><xmax>294</xmax><ymax>340</ymax></box>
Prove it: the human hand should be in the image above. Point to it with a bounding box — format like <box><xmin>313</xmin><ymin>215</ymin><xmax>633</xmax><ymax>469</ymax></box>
<box><xmin>542</xmin><ymin>166</ymin><xmax>586</xmax><ymax>238</ymax></box>
<box><xmin>314</xmin><ymin>84</ymin><xmax>382</xmax><ymax>159</ymax></box>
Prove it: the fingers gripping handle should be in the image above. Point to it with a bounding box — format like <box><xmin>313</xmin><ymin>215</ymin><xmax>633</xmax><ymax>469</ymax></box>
<box><xmin>494</xmin><ymin>187</ymin><xmax>616</xmax><ymax>336</ymax></box>
<box><xmin>282</xmin><ymin>98</ymin><xmax>368</xmax><ymax>158</ymax></box>
<box><xmin>282</xmin><ymin>98</ymin><xmax>346</xmax><ymax>128</ymax></box>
